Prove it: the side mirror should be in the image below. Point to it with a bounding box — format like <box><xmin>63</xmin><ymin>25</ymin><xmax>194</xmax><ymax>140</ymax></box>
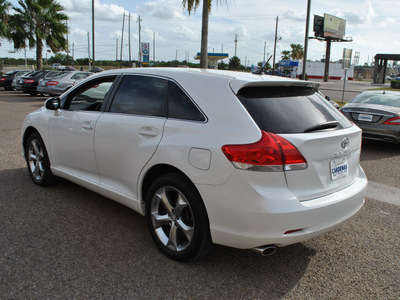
<box><xmin>325</xmin><ymin>95</ymin><xmax>331</xmax><ymax>101</ymax></box>
<box><xmin>45</xmin><ymin>97</ymin><xmax>61</xmax><ymax>110</ymax></box>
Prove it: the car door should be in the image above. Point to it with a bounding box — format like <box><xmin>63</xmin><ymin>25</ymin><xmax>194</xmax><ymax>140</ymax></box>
<box><xmin>94</xmin><ymin>75</ymin><xmax>168</xmax><ymax>201</ymax></box>
<box><xmin>48</xmin><ymin>76</ymin><xmax>118</xmax><ymax>184</ymax></box>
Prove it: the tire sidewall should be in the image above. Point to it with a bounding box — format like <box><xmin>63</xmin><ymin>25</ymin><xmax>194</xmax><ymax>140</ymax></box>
<box><xmin>25</xmin><ymin>132</ymin><xmax>54</xmax><ymax>186</ymax></box>
<box><xmin>145</xmin><ymin>173</ymin><xmax>211</xmax><ymax>261</ymax></box>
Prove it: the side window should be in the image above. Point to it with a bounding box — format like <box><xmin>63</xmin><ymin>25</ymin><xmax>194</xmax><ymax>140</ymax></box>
<box><xmin>168</xmin><ymin>82</ymin><xmax>205</xmax><ymax>121</ymax></box>
<box><xmin>64</xmin><ymin>77</ymin><xmax>116</xmax><ymax>111</ymax></box>
<box><xmin>109</xmin><ymin>75</ymin><xmax>167</xmax><ymax>117</ymax></box>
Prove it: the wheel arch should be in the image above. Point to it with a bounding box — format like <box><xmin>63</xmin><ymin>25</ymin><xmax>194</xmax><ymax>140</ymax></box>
<box><xmin>22</xmin><ymin>126</ymin><xmax>40</xmax><ymax>156</ymax></box>
<box><xmin>140</xmin><ymin>164</ymin><xmax>201</xmax><ymax>215</ymax></box>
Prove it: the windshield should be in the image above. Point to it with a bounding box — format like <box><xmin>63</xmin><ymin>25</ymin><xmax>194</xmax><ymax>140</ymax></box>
<box><xmin>349</xmin><ymin>92</ymin><xmax>400</xmax><ymax>108</ymax></box>
<box><xmin>237</xmin><ymin>86</ymin><xmax>352</xmax><ymax>134</ymax></box>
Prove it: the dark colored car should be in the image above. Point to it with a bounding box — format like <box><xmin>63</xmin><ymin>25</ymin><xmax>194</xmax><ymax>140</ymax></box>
<box><xmin>21</xmin><ymin>71</ymin><xmax>51</xmax><ymax>95</ymax></box>
<box><xmin>341</xmin><ymin>90</ymin><xmax>400</xmax><ymax>143</ymax></box>
<box><xmin>0</xmin><ymin>70</ymin><xmax>28</xmax><ymax>90</ymax></box>
<box><xmin>90</xmin><ymin>67</ymin><xmax>104</xmax><ymax>73</ymax></box>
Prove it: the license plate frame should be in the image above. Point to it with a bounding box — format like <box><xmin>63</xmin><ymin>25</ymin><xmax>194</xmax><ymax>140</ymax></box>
<box><xmin>330</xmin><ymin>157</ymin><xmax>348</xmax><ymax>180</ymax></box>
<box><xmin>358</xmin><ymin>114</ymin><xmax>373</xmax><ymax>122</ymax></box>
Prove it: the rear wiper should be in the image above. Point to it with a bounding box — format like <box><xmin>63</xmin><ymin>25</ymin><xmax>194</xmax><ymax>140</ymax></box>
<box><xmin>303</xmin><ymin>121</ymin><xmax>339</xmax><ymax>133</ymax></box>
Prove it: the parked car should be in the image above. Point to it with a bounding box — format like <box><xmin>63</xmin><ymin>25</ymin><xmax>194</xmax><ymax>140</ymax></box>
<box><xmin>0</xmin><ymin>70</ymin><xmax>29</xmax><ymax>90</ymax></box>
<box><xmin>22</xmin><ymin>68</ymin><xmax>367</xmax><ymax>261</ymax></box>
<box><xmin>43</xmin><ymin>71</ymin><xmax>92</xmax><ymax>96</ymax></box>
<box><xmin>50</xmin><ymin>63</ymin><xmax>61</xmax><ymax>69</ymax></box>
<box><xmin>15</xmin><ymin>71</ymin><xmax>41</xmax><ymax>92</ymax></box>
<box><xmin>341</xmin><ymin>90</ymin><xmax>400</xmax><ymax>143</ymax></box>
<box><xmin>20</xmin><ymin>71</ymin><xmax>51</xmax><ymax>95</ymax></box>
<box><xmin>90</xmin><ymin>67</ymin><xmax>104</xmax><ymax>73</ymax></box>
<box><xmin>11</xmin><ymin>70</ymin><xmax>34</xmax><ymax>90</ymax></box>
<box><xmin>37</xmin><ymin>71</ymin><xmax>68</xmax><ymax>96</ymax></box>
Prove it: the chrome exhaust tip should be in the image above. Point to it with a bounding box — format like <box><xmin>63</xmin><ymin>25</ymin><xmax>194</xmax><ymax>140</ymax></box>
<box><xmin>251</xmin><ymin>245</ymin><xmax>277</xmax><ymax>256</ymax></box>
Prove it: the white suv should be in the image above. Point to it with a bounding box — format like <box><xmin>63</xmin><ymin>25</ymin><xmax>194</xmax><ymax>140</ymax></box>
<box><xmin>22</xmin><ymin>68</ymin><xmax>367</xmax><ymax>261</ymax></box>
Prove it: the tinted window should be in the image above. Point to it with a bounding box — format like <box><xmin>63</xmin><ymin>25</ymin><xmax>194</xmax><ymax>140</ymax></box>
<box><xmin>168</xmin><ymin>82</ymin><xmax>205</xmax><ymax>121</ymax></box>
<box><xmin>349</xmin><ymin>93</ymin><xmax>400</xmax><ymax>108</ymax></box>
<box><xmin>237</xmin><ymin>86</ymin><xmax>351</xmax><ymax>133</ymax></box>
<box><xmin>110</xmin><ymin>75</ymin><xmax>167</xmax><ymax>117</ymax></box>
<box><xmin>65</xmin><ymin>77</ymin><xmax>116</xmax><ymax>111</ymax></box>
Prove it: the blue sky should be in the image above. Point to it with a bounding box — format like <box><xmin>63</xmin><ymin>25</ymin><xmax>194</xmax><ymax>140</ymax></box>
<box><xmin>1</xmin><ymin>0</ymin><xmax>399</xmax><ymax>66</ymax></box>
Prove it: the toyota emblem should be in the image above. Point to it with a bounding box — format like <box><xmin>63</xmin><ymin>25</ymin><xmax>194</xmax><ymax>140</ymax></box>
<box><xmin>341</xmin><ymin>137</ymin><xmax>349</xmax><ymax>149</ymax></box>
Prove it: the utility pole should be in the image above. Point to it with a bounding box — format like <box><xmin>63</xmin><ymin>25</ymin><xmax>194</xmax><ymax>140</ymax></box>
<box><xmin>234</xmin><ymin>34</ymin><xmax>238</xmax><ymax>57</ymax></box>
<box><xmin>72</xmin><ymin>42</ymin><xmax>74</xmax><ymax>63</ymax></box>
<box><xmin>273</xmin><ymin>16</ymin><xmax>279</xmax><ymax>72</ymax></box>
<box><xmin>115</xmin><ymin>38</ymin><xmax>118</xmax><ymax>68</ymax></box>
<box><xmin>66</xmin><ymin>21</ymin><xmax>69</xmax><ymax>66</ymax></box>
<box><xmin>128</xmin><ymin>14</ymin><xmax>131</xmax><ymax>66</ymax></box>
<box><xmin>302</xmin><ymin>0</ymin><xmax>311</xmax><ymax>80</ymax></box>
<box><xmin>138</xmin><ymin>15</ymin><xmax>142</xmax><ymax>67</ymax></box>
<box><xmin>263</xmin><ymin>41</ymin><xmax>266</xmax><ymax>62</ymax></box>
<box><xmin>87</xmin><ymin>32</ymin><xmax>91</xmax><ymax>70</ymax></box>
<box><xmin>153</xmin><ymin>31</ymin><xmax>155</xmax><ymax>64</ymax></box>
<box><xmin>92</xmin><ymin>0</ymin><xmax>95</xmax><ymax>70</ymax></box>
<box><xmin>120</xmin><ymin>12</ymin><xmax>125</xmax><ymax>68</ymax></box>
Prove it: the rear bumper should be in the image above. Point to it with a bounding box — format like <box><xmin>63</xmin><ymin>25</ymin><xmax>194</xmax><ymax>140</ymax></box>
<box><xmin>197</xmin><ymin>167</ymin><xmax>367</xmax><ymax>249</ymax></box>
<box><xmin>356</xmin><ymin>123</ymin><xmax>400</xmax><ymax>143</ymax></box>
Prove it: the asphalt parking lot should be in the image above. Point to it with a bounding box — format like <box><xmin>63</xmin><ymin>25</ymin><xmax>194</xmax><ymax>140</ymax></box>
<box><xmin>0</xmin><ymin>89</ymin><xmax>399</xmax><ymax>299</ymax></box>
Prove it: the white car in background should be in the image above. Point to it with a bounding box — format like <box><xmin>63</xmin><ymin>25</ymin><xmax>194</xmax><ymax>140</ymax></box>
<box><xmin>21</xmin><ymin>68</ymin><xmax>367</xmax><ymax>261</ymax></box>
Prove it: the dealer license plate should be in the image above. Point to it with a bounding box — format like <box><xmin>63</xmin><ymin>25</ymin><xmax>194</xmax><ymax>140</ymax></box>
<box><xmin>358</xmin><ymin>114</ymin><xmax>373</xmax><ymax>122</ymax></box>
<box><xmin>330</xmin><ymin>157</ymin><xmax>348</xmax><ymax>180</ymax></box>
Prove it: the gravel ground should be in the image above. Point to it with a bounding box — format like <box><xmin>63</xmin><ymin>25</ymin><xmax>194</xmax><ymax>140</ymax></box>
<box><xmin>0</xmin><ymin>90</ymin><xmax>399</xmax><ymax>299</ymax></box>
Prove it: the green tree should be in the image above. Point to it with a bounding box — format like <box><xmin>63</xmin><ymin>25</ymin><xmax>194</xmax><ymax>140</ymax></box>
<box><xmin>290</xmin><ymin>43</ymin><xmax>304</xmax><ymax>60</ymax></box>
<box><xmin>183</xmin><ymin>0</ymin><xmax>226</xmax><ymax>69</ymax></box>
<box><xmin>281</xmin><ymin>50</ymin><xmax>290</xmax><ymax>60</ymax></box>
<box><xmin>9</xmin><ymin>0</ymin><xmax>68</xmax><ymax>70</ymax></box>
<box><xmin>0</xmin><ymin>0</ymin><xmax>11</xmax><ymax>37</ymax></box>
<box><xmin>229</xmin><ymin>56</ymin><xmax>241</xmax><ymax>70</ymax></box>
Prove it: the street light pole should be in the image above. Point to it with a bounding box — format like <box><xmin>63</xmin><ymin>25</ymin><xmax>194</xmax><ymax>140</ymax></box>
<box><xmin>92</xmin><ymin>0</ymin><xmax>95</xmax><ymax>70</ymax></box>
<box><xmin>272</xmin><ymin>16</ymin><xmax>279</xmax><ymax>72</ymax></box>
<box><xmin>302</xmin><ymin>0</ymin><xmax>311</xmax><ymax>80</ymax></box>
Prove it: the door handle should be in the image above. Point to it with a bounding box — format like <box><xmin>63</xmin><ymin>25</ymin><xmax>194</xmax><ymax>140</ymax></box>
<box><xmin>139</xmin><ymin>128</ymin><xmax>158</xmax><ymax>137</ymax></box>
<box><xmin>81</xmin><ymin>122</ymin><xmax>94</xmax><ymax>130</ymax></box>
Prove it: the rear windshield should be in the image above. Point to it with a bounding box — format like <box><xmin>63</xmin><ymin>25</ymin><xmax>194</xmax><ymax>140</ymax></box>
<box><xmin>237</xmin><ymin>86</ymin><xmax>351</xmax><ymax>133</ymax></box>
<box><xmin>349</xmin><ymin>92</ymin><xmax>400</xmax><ymax>108</ymax></box>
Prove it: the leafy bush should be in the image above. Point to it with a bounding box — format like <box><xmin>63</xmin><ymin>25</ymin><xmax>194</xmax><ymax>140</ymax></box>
<box><xmin>390</xmin><ymin>80</ymin><xmax>400</xmax><ymax>89</ymax></box>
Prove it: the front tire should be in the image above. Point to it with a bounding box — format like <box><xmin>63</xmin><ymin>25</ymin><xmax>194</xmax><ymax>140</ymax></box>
<box><xmin>25</xmin><ymin>132</ymin><xmax>55</xmax><ymax>186</ymax></box>
<box><xmin>145</xmin><ymin>173</ymin><xmax>213</xmax><ymax>261</ymax></box>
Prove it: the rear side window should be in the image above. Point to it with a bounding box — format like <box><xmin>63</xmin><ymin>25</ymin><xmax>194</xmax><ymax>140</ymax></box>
<box><xmin>237</xmin><ymin>86</ymin><xmax>351</xmax><ymax>133</ymax></box>
<box><xmin>168</xmin><ymin>81</ymin><xmax>205</xmax><ymax>121</ymax></box>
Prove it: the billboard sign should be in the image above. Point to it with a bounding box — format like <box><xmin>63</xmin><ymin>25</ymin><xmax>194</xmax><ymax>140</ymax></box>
<box><xmin>142</xmin><ymin>42</ymin><xmax>150</xmax><ymax>64</ymax></box>
<box><xmin>324</xmin><ymin>13</ymin><xmax>346</xmax><ymax>39</ymax></box>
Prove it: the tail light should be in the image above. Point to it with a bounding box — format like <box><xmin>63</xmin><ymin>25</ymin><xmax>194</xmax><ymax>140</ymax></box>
<box><xmin>0</xmin><ymin>77</ymin><xmax>6</xmax><ymax>81</ymax></box>
<box><xmin>47</xmin><ymin>81</ymin><xmax>59</xmax><ymax>86</ymax></box>
<box><xmin>383</xmin><ymin>116</ymin><xmax>400</xmax><ymax>125</ymax></box>
<box><xmin>24</xmin><ymin>79</ymin><xmax>34</xmax><ymax>84</ymax></box>
<box><xmin>221</xmin><ymin>131</ymin><xmax>307</xmax><ymax>172</ymax></box>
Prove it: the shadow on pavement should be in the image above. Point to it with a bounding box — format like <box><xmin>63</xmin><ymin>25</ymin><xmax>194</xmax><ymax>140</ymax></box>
<box><xmin>0</xmin><ymin>167</ymin><xmax>315</xmax><ymax>298</ymax></box>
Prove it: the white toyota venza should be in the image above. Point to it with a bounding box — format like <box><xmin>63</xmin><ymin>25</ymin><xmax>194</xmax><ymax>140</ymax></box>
<box><xmin>22</xmin><ymin>68</ymin><xmax>367</xmax><ymax>261</ymax></box>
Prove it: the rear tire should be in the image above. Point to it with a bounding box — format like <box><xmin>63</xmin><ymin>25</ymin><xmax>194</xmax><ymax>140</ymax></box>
<box><xmin>145</xmin><ymin>173</ymin><xmax>213</xmax><ymax>261</ymax></box>
<box><xmin>25</xmin><ymin>132</ymin><xmax>56</xmax><ymax>186</ymax></box>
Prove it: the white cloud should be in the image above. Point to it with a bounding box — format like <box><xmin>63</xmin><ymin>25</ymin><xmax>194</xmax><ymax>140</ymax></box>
<box><xmin>143</xmin><ymin>0</ymin><xmax>185</xmax><ymax>20</ymax></box>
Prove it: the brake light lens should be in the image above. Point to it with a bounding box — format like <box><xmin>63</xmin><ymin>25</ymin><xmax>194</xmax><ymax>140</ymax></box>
<box><xmin>383</xmin><ymin>116</ymin><xmax>400</xmax><ymax>125</ymax></box>
<box><xmin>221</xmin><ymin>131</ymin><xmax>307</xmax><ymax>172</ymax></box>
<box><xmin>0</xmin><ymin>77</ymin><xmax>6</xmax><ymax>81</ymax></box>
<box><xmin>24</xmin><ymin>79</ymin><xmax>34</xmax><ymax>83</ymax></box>
<box><xmin>47</xmin><ymin>81</ymin><xmax>59</xmax><ymax>86</ymax></box>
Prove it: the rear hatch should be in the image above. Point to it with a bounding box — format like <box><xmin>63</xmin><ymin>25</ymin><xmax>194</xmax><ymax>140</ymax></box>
<box><xmin>234</xmin><ymin>84</ymin><xmax>361</xmax><ymax>201</ymax></box>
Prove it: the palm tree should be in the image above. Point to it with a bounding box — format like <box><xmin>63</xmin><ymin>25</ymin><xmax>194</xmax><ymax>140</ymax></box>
<box><xmin>183</xmin><ymin>0</ymin><xmax>225</xmax><ymax>69</ymax></box>
<box><xmin>9</xmin><ymin>0</ymin><xmax>68</xmax><ymax>70</ymax></box>
<box><xmin>281</xmin><ymin>50</ymin><xmax>290</xmax><ymax>60</ymax></box>
<box><xmin>229</xmin><ymin>55</ymin><xmax>241</xmax><ymax>70</ymax></box>
<box><xmin>290</xmin><ymin>43</ymin><xmax>304</xmax><ymax>60</ymax></box>
<box><xmin>0</xmin><ymin>0</ymin><xmax>11</xmax><ymax>38</ymax></box>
